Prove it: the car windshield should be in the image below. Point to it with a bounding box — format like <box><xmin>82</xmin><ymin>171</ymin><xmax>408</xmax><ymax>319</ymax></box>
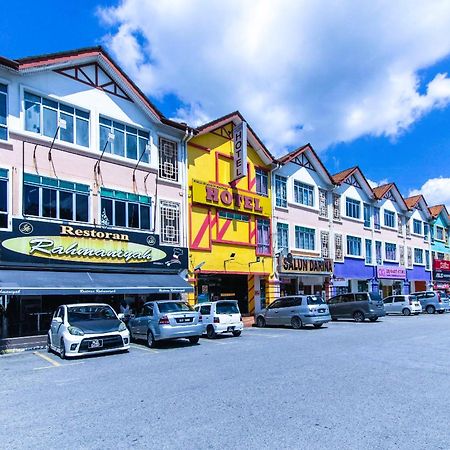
<box><xmin>216</xmin><ymin>302</ymin><xmax>239</xmax><ymax>314</ymax></box>
<box><xmin>307</xmin><ymin>296</ymin><xmax>325</xmax><ymax>305</ymax></box>
<box><xmin>157</xmin><ymin>302</ymin><xmax>193</xmax><ymax>313</ymax></box>
<box><xmin>67</xmin><ymin>305</ymin><xmax>117</xmax><ymax>323</ymax></box>
<box><xmin>369</xmin><ymin>293</ymin><xmax>382</xmax><ymax>302</ymax></box>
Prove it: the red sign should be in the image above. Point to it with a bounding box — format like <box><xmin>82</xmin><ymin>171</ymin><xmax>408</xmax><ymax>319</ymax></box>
<box><xmin>434</xmin><ymin>259</ymin><xmax>450</xmax><ymax>272</ymax></box>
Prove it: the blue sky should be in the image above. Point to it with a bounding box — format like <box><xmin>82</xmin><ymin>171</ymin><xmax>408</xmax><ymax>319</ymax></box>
<box><xmin>1</xmin><ymin>0</ymin><xmax>450</xmax><ymax>207</ymax></box>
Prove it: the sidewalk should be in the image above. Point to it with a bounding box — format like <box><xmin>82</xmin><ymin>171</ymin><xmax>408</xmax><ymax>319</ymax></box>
<box><xmin>0</xmin><ymin>335</ymin><xmax>47</xmax><ymax>354</ymax></box>
<box><xmin>243</xmin><ymin>316</ymin><xmax>255</xmax><ymax>328</ymax></box>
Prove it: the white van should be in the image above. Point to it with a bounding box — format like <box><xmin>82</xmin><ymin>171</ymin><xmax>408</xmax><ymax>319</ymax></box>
<box><xmin>194</xmin><ymin>300</ymin><xmax>244</xmax><ymax>338</ymax></box>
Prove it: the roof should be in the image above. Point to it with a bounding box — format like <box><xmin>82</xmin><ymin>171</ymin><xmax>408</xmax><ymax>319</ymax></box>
<box><xmin>195</xmin><ymin>111</ymin><xmax>275</xmax><ymax>163</ymax></box>
<box><xmin>404</xmin><ymin>195</ymin><xmax>422</xmax><ymax>209</ymax></box>
<box><xmin>372</xmin><ymin>182</ymin><xmax>409</xmax><ymax>210</ymax></box>
<box><xmin>429</xmin><ymin>204</ymin><xmax>450</xmax><ymax>219</ymax></box>
<box><xmin>331</xmin><ymin>166</ymin><xmax>358</xmax><ymax>185</ymax></box>
<box><xmin>1</xmin><ymin>46</ymin><xmax>191</xmax><ymax>132</ymax></box>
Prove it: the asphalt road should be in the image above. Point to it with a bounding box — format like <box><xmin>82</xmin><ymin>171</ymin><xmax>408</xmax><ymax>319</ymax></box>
<box><xmin>1</xmin><ymin>314</ymin><xmax>450</xmax><ymax>450</ymax></box>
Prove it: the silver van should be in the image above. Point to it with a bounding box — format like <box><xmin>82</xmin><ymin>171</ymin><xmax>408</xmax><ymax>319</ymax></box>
<box><xmin>414</xmin><ymin>291</ymin><xmax>447</xmax><ymax>314</ymax></box>
<box><xmin>256</xmin><ymin>295</ymin><xmax>331</xmax><ymax>329</ymax></box>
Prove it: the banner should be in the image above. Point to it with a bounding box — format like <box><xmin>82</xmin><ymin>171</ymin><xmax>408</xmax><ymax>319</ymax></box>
<box><xmin>377</xmin><ymin>266</ymin><xmax>406</xmax><ymax>280</ymax></box>
<box><xmin>279</xmin><ymin>254</ymin><xmax>333</xmax><ymax>275</ymax></box>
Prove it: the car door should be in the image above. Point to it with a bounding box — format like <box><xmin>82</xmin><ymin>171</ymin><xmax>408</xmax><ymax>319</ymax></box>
<box><xmin>341</xmin><ymin>294</ymin><xmax>355</xmax><ymax>318</ymax></box>
<box><xmin>200</xmin><ymin>304</ymin><xmax>212</xmax><ymax>327</ymax></box>
<box><xmin>265</xmin><ymin>300</ymin><xmax>282</xmax><ymax>325</ymax></box>
<box><xmin>383</xmin><ymin>296</ymin><xmax>394</xmax><ymax>314</ymax></box>
<box><xmin>139</xmin><ymin>304</ymin><xmax>154</xmax><ymax>336</ymax></box>
<box><xmin>277</xmin><ymin>298</ymin><xmax>293</xmax><ymax>326</ymax></box>
<box><xmin>327</xmin><ymin>295</ymin><xmax>341</xmax><ymax>317</ymax></box>
<box><xmin>50</xmin><ymin>306</ymin><xmax>64</xmax><ymax>345</ymax></box>
<box><xmin>393</xmin><ymin>296</ymin><xmax>406</xmax><ymax>314</ymax></box>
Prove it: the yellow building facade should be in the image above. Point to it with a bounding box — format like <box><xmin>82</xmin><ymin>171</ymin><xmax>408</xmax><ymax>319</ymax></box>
<box><xmin>187</xmin><ymin>112</ymin><xmax>276</xmax><ymax>315</ymax></box>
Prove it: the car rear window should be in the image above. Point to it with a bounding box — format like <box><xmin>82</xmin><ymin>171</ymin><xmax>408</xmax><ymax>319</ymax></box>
<box><xmin>216</xmin><ymin>302</ymin><xmax>239</xmax><ymax>314</ymax></box>
<box><xmin>307</xmin><ymin>296</ymin><xmax>325</xmax><ymax>305</ymax></box>
<box><xmin>368</xmin><ymin>292</ymin><xmax>382</xmax><ymax>302</ymax></box>
<box><xmin>409</xmin><ymin>295</ymin><xmax>418</xmax><ymax>302</ymax></box>
<box><xmin>157</xmin><ymin>302</ymin><xmax>193</xmax><ymax>313</ymax></box>
<box><xmin>68</xmin><ymin>305</ymin><xmax>117</xmax><ymax>322</ymax></box>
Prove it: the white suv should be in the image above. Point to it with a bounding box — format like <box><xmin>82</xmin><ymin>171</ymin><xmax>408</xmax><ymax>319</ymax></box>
<box><xmin>194</xmin><ymin>300</ymin><xmax>244</xmax><ymax>338</ymax></box>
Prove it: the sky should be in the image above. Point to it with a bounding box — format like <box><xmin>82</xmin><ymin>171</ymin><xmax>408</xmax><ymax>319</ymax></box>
<box><xmin>1</xmin><ymin>0</ymin><xmax>450</xmax><ymax>209</ymax></box>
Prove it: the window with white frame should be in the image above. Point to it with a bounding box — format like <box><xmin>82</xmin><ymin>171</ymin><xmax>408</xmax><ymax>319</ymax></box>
<box><xmin>274</xmin><ymin>175</ymin><xmax>287</xmax><ymax>208</ymax></box>
<box><xmin>374</xmin><ymin>207</ymin><xmax>381</xmax><ymax>230</ymax></box>
<box><xmin>294</xmin><ymin>181</ymin><xmax>314</xmax><ymax>207</ymax></box>
<box><xmin>99</xmin><ymin>117</ymin><xmax>149</xmax><ymax>162</ymax></box>
<box><xmin>436</xmin><ymin>226</ymin><xmax>444</xmax><ymax>241</ymax></box>
<box><xmin>363</xmin><ymin>203</ymin><xmax>371</xmax><ymax>227</ymax></box>
<box><xmin>160</xmin><ymin>201</ymin><xmax>180</xmax><ymax>244</ymax></box>
<box><xmin>413</xmin><ymin>219</ymin><xmax>422</xmax><ymax>235</ymax></box>
<box><xmin>257</xmin><ymin>219</ymin><xmax>271</xmax><ymax>255</ymax></box>
<box><xmin>24</xmin><ymin>92</ymin><xmax>90</xmax><ymax>147</ymax></box>
<box><xmin>277</xmin><ymin>222</ymin><xmax>289</xmax><ymax>255</ymax></box>
<box><xmin>218</xmin><ymin>211</ymin><xmax>249</xmax><ymax>222</ymax></box>
<box><xmin>425</xmin><ymin>250</ymin><xmax>430</xmax><ymax>270</ymax></box>
<box><xmin>346</xmin><ymin>198</ymin><xmax>361</xmax><ymax>219</ymax></box>
<box><xmin>295</xmin><ymin>226</ymin><xmax>315</xmax><ymax>250</ymax></box>
<box><xmin>0</xmin><ymin>168</ymin><xmax>8</xmax><ymax>228</ymax></box>
<box><xmin>375</xmin><ymin>241</ymin><xmax>382</xmax><ymax>264</ymax></box>
<box><xmin>365</xmin><ymin>239</ymin><xmax>372</xmax><ymax>264</ymax></box>
<box><xmin>385</xmin><ymin>243</ymin><xmax>397</xmax><ymax>261</ymax></box>
<box><xmin>347</xmin><ymin>236</ymin><xmax>362</xmax><ymax>256</ymax></box>
<box><xmin>100</xmin><ymin>188</ymin><xmax>151</xmax><ymax>230</ymax></box>
<box><xmin>23</xmin><ymin>173</ymin><xmax>89</xmax><ymax>222</ymax></box>
<box><xmin>384</xmin><ymin>210</ymin><xmax>395</xmax><ymax>228</ymax></box>
<box><xmin>414</xmin><ymin>248</ymin><xmax>424</xmax><ymax>264</ymax></box>
<box><xmin>0</xmin><ymin>83</ymin><xmax>7</xmax><ymax>140</ymax></box>
<box><xmin>255</xmin><ymin>168</ymin><xmax>268</xmax><ymax>196</ymax></box>
<box><xmin>159</xmin><ymin>138</ymin><xmax>178</xmax><ymax>181</ymax></box>
<box><xmin>424</xmin><ymin>223</ymin><xmax>429</xmax><ymax>241</ymax></box>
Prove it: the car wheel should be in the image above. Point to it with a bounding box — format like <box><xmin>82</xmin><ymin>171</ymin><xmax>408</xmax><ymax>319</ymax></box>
<box><xmin>189</xmin><ymin>336</ymin><xmax>200</xmax><ymax>344</ymax></box>
<box><xmin>402</xmin><ymin>308</ymin><xmax>411</xmax><ymax>316</ymax></box>
<box><xmin>147</xmin><ymin>330</ymin><xmax>156</xmax><ymax>348</ymax></box>
<box><xmin>256</xmin><ymin>316</ymin><xmax>266</xmax><ymax>328</ymax></box>
<box><xmin>232</xmin><ymin>330</ymin><xmax>242</xmax><ymax>337</ymax></box>
<box><xmin>47</xmin><ymin>334</ymin><xmax>52</xmax><ymax>353</ymax></box>
<box><xmin>291</xmin><ymin>316</ymin><xmax>302</xmax><ymax>329</ymax></box>
<box><xmin>426</xmin><ymin>305</ymin><xmax>435</xmax><ymax>314</ymax></box>
<box><xmin>60</xmin><ymin>338</ymin><xmax>66</xmax><ymax>360</ymax></box>
<box><xmin>369</xmin><ymin>317</ymin><xmax>378</xmax><ymax>322</ymax></box>
<box><xmin>313</xmin><ymin>323</ymin><xmax>323</xmax><ymax>328</ymax></box>
<box><xmin>206</xmin><ymin>325</ymin><xmax>216</xmax><ymax>339</ymax></box>
<box><xmin>353</xmin><ymin>311</ymin><xmax>365</xmax><ymax>322</ymax></box>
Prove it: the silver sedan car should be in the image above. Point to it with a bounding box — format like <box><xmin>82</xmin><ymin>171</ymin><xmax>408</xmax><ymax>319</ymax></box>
<box><xmin>128</xmin><ymin>300</ymin><xmax>203</xmax><ymax>347</ymax></box>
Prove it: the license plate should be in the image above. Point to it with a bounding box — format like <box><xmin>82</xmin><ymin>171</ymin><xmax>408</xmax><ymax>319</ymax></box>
<box><xmin>89</xmin><ymin>339</ymin><xmax>103</xmax><ymax>349</ymax></box>
<box><xmin>178</xmin><ymin>318</ymin><xmax>192</xmax><ymax>323</ymax></box>
<box><xmin>227</xmin><ymin>326</ymin><xmax>235</xmax><ymax>332</ymax></box>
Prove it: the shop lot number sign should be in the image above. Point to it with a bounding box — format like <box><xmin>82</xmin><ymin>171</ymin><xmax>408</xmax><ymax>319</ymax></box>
<box><xmin>0</xmin><ymin>219</ymin><xmax>188</xmax><ymax>269</ymax></box>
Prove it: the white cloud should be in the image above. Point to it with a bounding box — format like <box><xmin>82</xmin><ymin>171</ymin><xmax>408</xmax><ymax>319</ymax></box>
<box><xmin>367</xmin><ymin>178</ymin><xmax>389</xmax><ymax>189</ymax></box>
<box><xmin>98</xmin><ymin>0</ymin><xmax>450</xmax><ymax>155</ymax></box>
<box><xmin>409</xmin><ymin>177</ymin><xmax>450</xmax><ymax>210</ymax></box>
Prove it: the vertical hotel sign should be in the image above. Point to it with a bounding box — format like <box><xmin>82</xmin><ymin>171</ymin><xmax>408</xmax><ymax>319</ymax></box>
<box><xmin>233</xmin><ymin>121</ymin><xmax>247</xmax><ymax>181</ymax></box>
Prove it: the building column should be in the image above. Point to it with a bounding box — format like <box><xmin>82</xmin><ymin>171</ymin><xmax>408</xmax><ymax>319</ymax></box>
<box><xmin>187</xmin><ymin>276</ymin><xmax>197</xmax><ymax>305</ymax></box>
<box><xmin>403</xmin><ymin>280</ymin><xmax>410</xmax><ymax>294</ymax></box>
<box><xmin>248</xmin><ymin>275</ymin><xmax>256</xmax><ymax>316</ymax></box>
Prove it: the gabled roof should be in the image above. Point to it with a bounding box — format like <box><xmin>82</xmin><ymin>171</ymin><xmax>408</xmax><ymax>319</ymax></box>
<box><xmin>277</xmin><ymin>143</ymin><xmax>334</xmax><ymax>185</ymax></box>
<box><xmin>429</xmin><ymin>205</ymin><xmax>450</xmax><ymax>223</ymax></box>
<box><xmin>404</xmin><ymin>194</ymin><xmax>431</xmax><ymax>219</ymax></box>
<box><xmin>372</xmin><ymin>183</ymin><xmax>409</xmax><ymax>211</ymax></box>
<box><xmin>195</xmin><ymin>111</ymin><xmax>274</xmax><ymax>165</ymax></box>
<box><xmin>404</xmin><ymin>195</ymin><xmax>422</xmax><ymax>209</ymax></box>
<box><xmin>331</xmin><ymin>166</ymin><xmax>374</xmax><ymax>198</ymax></box>
<box><xmin>0</xmin><ymin>46</ymin><xmax>190</xmax><ymax>132</ymax></box>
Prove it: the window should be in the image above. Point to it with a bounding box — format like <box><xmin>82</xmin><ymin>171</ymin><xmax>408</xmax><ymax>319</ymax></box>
<box><xmin>255</xmin><ymin>168</ymin><xmax>268</xmax><ymax>196</ymax></box>
<box><xmin>413</xmin><ymin>219</ymin><xmax>422</xmax><ymax>235</ymax></box>
<box><xmin>0</xmin><ymin>168</ymin><xmax>8</xmax><ymax>228</ymax></box>
<box><xmin>295</xmin><ymin>226</ymin><xmax>315</xmax><ymax>250</ymax></box>
<box><xmin>425</xmin><ymin>250</ymin><xmax>430</xmax><ymax>270</ymax></box>
<box><xmin>218</xmin><ymin>211</ymin><xmax>249</xmax><ymax>222</ymax></box>
<box><xmin>277</xmin><ymin>222</ymin><xmax>289</xmax><ymax>255</ymax></box>
<box><xmin>363</xmin><ymin>203</ymin><xmax>371</xmax><ymax>227</ymax></box>
<box><xmin>23</xmin><ymin>173</ymin><xmax>89</xmax><ymax>222</ymax></box>
<box><xmin>274</xmin><ymin>175</ymin><xmax>287</xmax><ymax>208</ymax></box>
<box><xmin>385</xmin><ymin>243</ymin><xmax>397</xmax><ymax>261</ymax></box>
<box><xmin>375</xmin><ymin>241</ymin><xmax>382</xmax><ymax>264</ymax></box>
<box><xmin>347</xmin><ymin>236</ymin><xmax>362</xmax><ymax>256</ymax></box>
<box><xmin>424</xmin><ymin>223</ymin><xmax>429</xmax><ymax>241</ymax></box>
<box><xmin>24</xmin><ymin>92</ymin><xmax>89</xmax><ymax>147</ymax></box>
<box><xmin>294</xmin><ymin>181</ymin><xmax>314</xmax><ymax>207</ymax></box>
<box><xmin>160</xmin><ymin>201</ymin><xmax>180</xmax><ymax>244</ymax></box>
<box><xmin>346</xmin><ymin>198</ymin><xmax>360</xmax><ymax>219</ymax></box>
<box><xmin>384</xmin><ymin>210</ymin><xmax>395</xmax><ymax>228</ymax></box>
<box><xmin>99</xmin><ymin>117</ymin><xmax>149</xmax><ymax>162</ymax></box>
<box><xmin>257</xmin><ymin>219</ymin><xmax>271</xmax><ymax>255</ymax></box>
<box><xmin>318</xmin><ymin>188</ymin><xmax>328</xmax><ymax>217</ymax></box>
<box><xmin>159</xmin><ymin>138</ymin><xmax>178</xmax><ymax>181</ymax></box>
<box><xmin>200</xmin><ymin>305</ymin><xmax>211</xmax><ymax>315</ymax></box>
<box><xmin>0</xmin><ymin>83</ymin><xmax>7</xmax><ymax>140</ymax></box>
<box><xmin>436</xmin><ymin>226</ymin><xmax>444</xmax><ymax>241</ymax></box>
<box><xmin>365</xmin><ymin>239</ymin><xmax>372</xmax><ymax>264</ymax></box>
<box><xmin>437</xmin><ymin>252</ymin><xmax>445</xmax><ymax>260</ymax></box>
<box><xmin>374</xmin><ymin>207</ymin><xmax>381</xmax><ymax>230</ymax></box>
<box><xmin>414</xmin><ymin>248</ymin><xmax>424</xmax><ymax>264</ymax></box>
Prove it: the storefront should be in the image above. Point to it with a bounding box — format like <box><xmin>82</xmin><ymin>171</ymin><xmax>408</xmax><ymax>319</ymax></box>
<box><xmin>278</xmin><ymin>254</ymin><xmax>333</xmax><ymax>298</ymax></box>
<box><xmin>377</xmin><ymin>266</ymin><xmax>408</xmax><ymax>297</ymax></box>
<box><xmin>433</xmin><ymin>259</ymin><xmax>450</xmax><ymax>293</ymax></box>
<box><xmin>0</xmin><ymin>219</ymin><xmax>192</xmax><ymax>338</ymax></box>
<box><xmin>332</xmin><ymin>258</ymin><xmax>375</xmax><ymax>297</ymax></box>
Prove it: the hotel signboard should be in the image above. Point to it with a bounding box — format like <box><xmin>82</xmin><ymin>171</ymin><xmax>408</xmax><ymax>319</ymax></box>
<box><xmin>232</xmin><ymin>121</ymin><xmax>247</xmax><ymax>181</ymax></box>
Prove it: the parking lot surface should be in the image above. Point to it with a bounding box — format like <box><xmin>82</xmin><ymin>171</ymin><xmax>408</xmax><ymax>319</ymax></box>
<box><xmin>1</xmin><ymin>314</ymin><xmax>450</xmax><ymax>449</ymax></box>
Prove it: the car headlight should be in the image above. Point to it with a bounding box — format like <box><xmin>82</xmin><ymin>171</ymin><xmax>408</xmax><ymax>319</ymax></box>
<box><xmin>68</xmin><ymin>326</ymin><xmax>84</xmax><ymax>336</ymax></box>
<box><xmin>118</xmin><ymin>322</ymin><xmax>127</xmax><ymax>332</ymax></box>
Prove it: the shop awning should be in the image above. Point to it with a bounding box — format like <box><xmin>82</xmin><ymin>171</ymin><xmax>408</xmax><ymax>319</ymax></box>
<box><xmin>0</xmin><ymin>270</ymin><xmax>193</xmax><ymax>296</ymax></box>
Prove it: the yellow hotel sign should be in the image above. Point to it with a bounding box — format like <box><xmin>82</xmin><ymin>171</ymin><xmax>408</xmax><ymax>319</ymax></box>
<box><xmin>192</xmin><ymin>179</ymin><xmax>271</xmax><ymax>217</ymax></box>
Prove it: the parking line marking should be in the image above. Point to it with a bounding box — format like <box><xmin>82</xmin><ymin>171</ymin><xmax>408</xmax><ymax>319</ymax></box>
<box><xmin>130</xmin><ymin>344</ymin><xmax>158</xmax><ymax>354</ymax></box>
<box><xmin>33</xmin><ymin>351</ymin><xmax>61</xmax><ymax>367</ymax></box>
<box><xmin>33</xmin><ymin>361</ymin><xmax>84</xmax><ymax>371</ymax></box>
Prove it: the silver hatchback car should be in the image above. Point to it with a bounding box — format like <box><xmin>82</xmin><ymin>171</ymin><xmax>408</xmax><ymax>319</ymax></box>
<box><xmin>383</xmin><ymin>295</ymin><xmax>422</xmax><ymax>316</ymax></box>
<box><xmin>128</xmin><ymin>300</ymin><xmax>203</xmax><ymax>347</ymax></box>
<box><xmin>256</xmin><ymin>295</ymin><xmax>331</xmax><ymax>329</ymax></box>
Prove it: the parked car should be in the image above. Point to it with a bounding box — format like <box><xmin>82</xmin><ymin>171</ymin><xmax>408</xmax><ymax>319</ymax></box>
<box><xmin>194</xmin><ymin>300</ymin><xmax>244</xmax><ymax>338</ymax></box>
<box><xmin>383</xmin><ymin>295</ymin><xmax>422</xmax><ymax>316</ymax></box>
<box><xmin>128</xmin><ymin>300</ymin><xmax>203</xmax><ymax>348</ymax></box>
<box><xmin>436</xmin><ymin>291</ymin><xmax>450</xmax><ymax>312</ymax></box>
<box><xmin>327</xmin><ymin>292</ymin><xmax>385</xmax><ymax>322</ymax></box>
<box><xmin>256</xmin><ymin>295</ymin><xmax>331</xmax><ymax>329</ymax></box>
<box><xmin>414</xmin><ymin>291</ymin><xmax>447</xmax><ymax>314</ymax></box>
<box><xmin>47</xmin><ymin>303</ymin><xmax>130</xmax><ymax>359</ymax></box>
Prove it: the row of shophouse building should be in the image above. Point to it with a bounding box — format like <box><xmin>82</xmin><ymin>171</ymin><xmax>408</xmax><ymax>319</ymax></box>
<box><xmin>0</xmin><ymin>46</ymin><xmax>449</xmax><ymax>339</ymax></box>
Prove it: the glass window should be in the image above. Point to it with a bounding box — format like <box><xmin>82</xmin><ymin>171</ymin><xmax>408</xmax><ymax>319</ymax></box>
<box><xmin>159</xmin><ymin>138</ymin><xmax>178</xmax><ymax>181</ymax></box>
<box><xmin>295</xmin><ymin>226</ymin><xmax>315</xmax><ymax>250</ymax></box>
<box><xmin>42</xmin><ymin>188</ymin><xmax>57</xmax><ymax>218</ymax></box>
<box><xmin>424</xmin><ymin>223</ymin><xmax>429</xmax><ymax>241</ymax></box>
<box><xmin>365</xmin><ymin>239</ymin><xmax>372</xmax><ymax>264</ymax></box>
<box><xmin>413</xmin><ymin>219</ymin><xmax>422</xmax><ymax>235</ymax></box>
<box><xmin>275</xmin><ymin>175</ymin><xmax>287</xmax><ymax>208</ymax></box>
<box><xmin>436</xmin><ymin>226</ymin><xmax>444</xmax><ymax>241</ymax></box>
<box><xmin>294</xmin><ymin>181</ymin><xmax>314</xmax><ymax>206</ymax></box>
<box><xmin>257</xmin><ymin>219</ymin><xmax>271</xmax><ymax>255</ymax></box>
<box><xmin>425</xmin><ymin>250</ymin><xmax>430</xmax><ymax>270</ymax></box>
<box><xmin>127</xmin><ymin>203</ymin><xmax>139</xmax><ymax>228</ymax></box>
<box><xmin>414</xmin><ymin>248</ymin><xmax>423</xmax><ymax>264</ymax></box>
<box><xmin>0</xmin><ymin>83</ymin><xmax>7</xmax><ymax>140</ymax></box>
<box><xmin>383</xmin><ymin>297</ymin><xmax>393</xmax><ymax>304</ymax></box>
<box><xmin>347</xmin><ymin>236</ymin><xmax>362</xmax><ymax>256</ymax></box>
<box><xmin>0</xmin><ymin>172</ymin><xmax>8</xmax><ymax>228</ymax></box>
<box><xmin>346</xmin><ymin>198</ymin><xmax>360</xmax><ymax>219</ymax></box>
<box><xmin>277</xmin><ymin>222</ymin><xmax>289</xmax><ymax>255</ymax></box>
<box><xmin>374</xmin><ymin>207</ymin><xmax>381</xmax><ymax>230</ymax></box>
<box><xmin>384</xmin><ymin>210</ymin><xmax>395</xmax><ymax>228</ymax></box>
<box><xmin>200</xmin><ymin>305</ymin><xmax>211</xmax><ymax>315</ymax></box>
<box><xmin>160</xmin><ymin>201</ymin><xmax>180</xmax><ymax>244</ymax></box>
<box><xmin>375</xmin><ymin>241</ymin><xmax>382</xmax><ymax>264</ymax></box>
<box><xmin>24</xmin><ymin>92</ymin><xmax>89</xmax><ymax>147</ymax></box>
<box><xmin>216</xmin><ymin>302</ymin><xmax>239</xmax><ymax>314</ymax></box>
<box><xmin>157</xmin><ymin>302</ymin><xmax>193</xmax><ymax>313</ymax></box>
<box><xmin>363</xmin><ymin>204</ymin><xmax>371</xmax><ymax>227</ymax></box>
<box><xmin>218</xmin><ymin>211</ymin><xmax>249</xmax><ymax>222</ymax></box>
<box><xmin>255</xmin><ymin>168</ymin><xmax>268</xmax><ymax>196</ymax></box>
<box><xmin>385</xmin><ymin>243</ymin><xmax>397</xmax><ymax>261</ymax></box>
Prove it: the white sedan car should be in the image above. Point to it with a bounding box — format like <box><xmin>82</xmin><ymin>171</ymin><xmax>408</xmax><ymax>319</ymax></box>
<box><xmin>47</xmin><ymin>303</ymin><xmax>130</xmax><ymax>359</ymax></box>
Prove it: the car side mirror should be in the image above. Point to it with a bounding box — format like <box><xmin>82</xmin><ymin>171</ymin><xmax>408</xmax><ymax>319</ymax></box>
<box><xmin>54</xmin><ymin>317</ymin><xmax>62</xmax><ymax>323</ymax></box>
<box><xmin>117</xmin><ymin>313</ymin><xmax>125</xmax><ymax>320</ymax></box>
